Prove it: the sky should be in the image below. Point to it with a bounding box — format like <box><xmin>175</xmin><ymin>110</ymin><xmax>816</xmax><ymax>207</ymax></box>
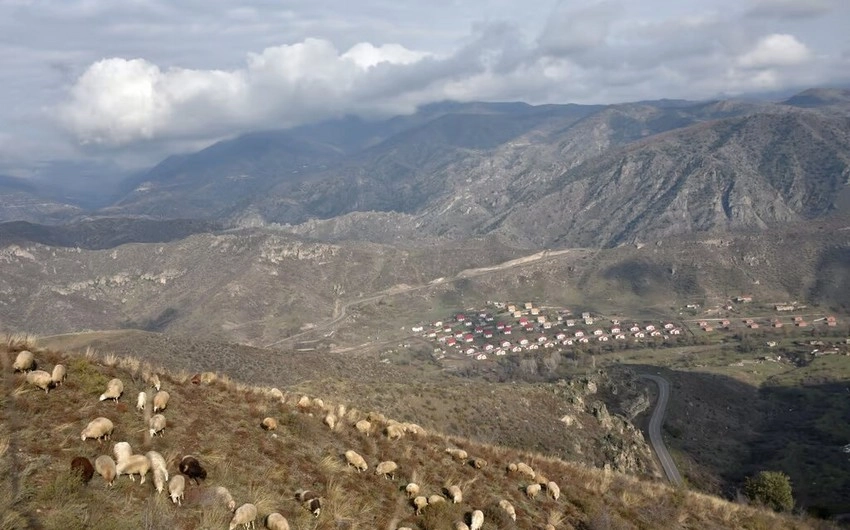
<box><xmin>1</xmin><ymin>0</ymin><xmax>849</xmax><ymax>181</ymax></box>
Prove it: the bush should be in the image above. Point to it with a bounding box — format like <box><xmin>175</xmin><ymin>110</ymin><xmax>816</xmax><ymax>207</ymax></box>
<box><xmin>744</xmin><ymin>471</ymin><xmax>794</xmax><ymax>512</ymax></box>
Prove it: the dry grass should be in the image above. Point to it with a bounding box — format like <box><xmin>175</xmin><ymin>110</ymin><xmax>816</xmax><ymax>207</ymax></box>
<box><xmin>0</xmin><ymin>344</ymin><xmax>838</xmax><ymax>530</ymax></box>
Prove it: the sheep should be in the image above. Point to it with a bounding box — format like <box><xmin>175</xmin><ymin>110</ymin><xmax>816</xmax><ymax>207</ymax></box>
<box><xmin>70</xmin><ymin>456</ymin><xmax>94</xmax><ymax>483</ymax></box>
<box><xmin>547</xmin><ymin>480</ymin><xmax>560</xmax><ymax>500</ymax></box>
<box><xmin>179</xmin><ymin>455</ymin><xmax>207</xmax><ymax>484</ymax></box>
<box><xmin>25</xmin><ymin>370</ymin><xmax>53</xmax><ymax>393</ymax></box>
<box><xmin>454</xmin><ymin>523</ymin><xmax>470</xmax><ymax>530</ymax></box>
<box><xmin>508</xmin><ymin>462</ymin><xmax>535</xmax><ymax>479</ymax></box>
<box><xmin>149</xmin><ymin>373</ymin><xmax>161</xmax><ymax>391</ymax></box>
<box><xmin>428</xmin><ymin>495</ymin><xmax>446</xmax><ymax>505</ymax></box>
<box><xmin>445</xmin><ymin>448</ymin><xmax>468</xmax><ymax>461</ymax></box>
<box><xmin>265</xmin><ymin>513</ymin><xmax>290</xmax><ymax>530</ymax></box>
<box><xmin>385</xmin><ymin>423</ymin><xmax>405</xmax><ymax>440</ymax></box>
<box><xmin>51</xmin><ymin>364</ymin><xmax>66</xmax><ymax>386</ymax></box>
<box><xmin>215</xmin><ymin>485</ymin><xmax>236</xmax><ymax>511</ymax></box>
<box><xmin>525</xmin><ymin>483</ymin><xmax>541</xmax><ymax>499</ymax></box>
<box><xmin>297</xmin><ymin>395</ymin><xmax>311</xmax><ymax>409</ymax></box>
<box><xmin>313</xmin><ymin>398</ymin><xmax>324</xmax><ymax>409</ymax></box>
<box><xmin>375</xmin><ymin>460</ymin><xmax>398</xmax><ymax>479</ymax></box>
<box><xmin>533</xmin><ymin>472</ymin><xmax>549</xmax><ymax>485</ymax></box>
<box><xmin>470</xmin><ymin>458</ymin><xmax>487</xmax><ymax>469</ymax></box>
<box><xmin>149</xmin><ymin>414</ymin><xmax>167</xmax><ymax>437</ymax></box>
<box><xmin>323</xmin><ymin>413</ymin><xmax>336</xmax><ymax>430</ymax></box>
<box><xmin>366</xmin><ymin>411</ymin><xmax>386</xmax><ymax>423</ymax></box>
<box><xmin>152</xmin><ymin>391</ymin><xmax>170</xmax><ymax>412</ymax></box>
<box><xmin>269</xmin><ymin>387</ymin><xmax>283</xmax><ymax>400</ymax></box>
<box><xmin>405</xmin><ymin>482</ymin><xmax>420</xmax><ymax>499</ymax></box>
<box><xmin>169</xmin><ymin>475</ymin><xmax>185</xmax><ymax>505</ymax></box>
<box><xmin>116</xmin><ymin>454</ymin><xmax>151</xmax><ymax>483</ymax></box>
<box><xmin>81</xmin><ymin>417</ymin><xmax>114</xmax><ymax>442</ymax></box>
<box><xmin>229</xmin><ymin>503</ymin><xmax>258</xmax><ymax>530</ymax></box>
<box><xmin>146</xmin><ymin>451</ymin><xmax>169</xmax><ymax>493</ymax></box>
<box><xmin>413</xmin><ymin>496</ymin><xmax>428</xmax><ymax>515</ymax></box>
<box><xmin>261</xmin><ymin>417</ymin><xmax>278</xmax><ymax>431</ymax></box>
<box><xmin>113</xmin><ymin>441</ymin><xmax>132</xmax><ymax>463</ymax></box>
<box><xmin>447</xmin><ymin>485</ymin><xmax>462</xmax><ymax>504</ymax></box>
<box><xmin>354</xmin><ymin>419</ymin><xmax>371</xmax><ymax>436</ymax></box>
<box><xmin>136</xmin><ymin>391</ymin><xmax>147</xmax><ymax>412</ymax></box>
<box><xmin>403</xmin><ymin>423</ymin><xmax>425</xmax><ymax>436</ymax></box>
<box><xmin>12</xmin><ymin>350</ymin><xmax>35</xmax><ymax>372</ymax></box>
<box><xmin>99</xmin><ymin>378</ymin><xmax>123</xmax><ymax>402</ymax></box>
<box><xmin>336</xmin><ymin>403</ymin><xmax>346</xmax><ymax>418</ymax></box>
<box><xmin>344</xmin><ymin>450</ymin><xmax>368</xmax><ymax>472</ymax></box>
<box><xmin>469</xmin><ymin>510</ymin><xmax>484</xmax><ymax>530</ymax></box>
<box><xmin>498</xmin><ymin>499</ymin><xmax>516</xmax><ymax>521</ymax></box>
<box><xmin>296</xmin><ymin>490</ymin><xmax>322</xmax><ymax>517</ymax></box>
<box><xmin>95</xmin><ymin>455</ymin><xmax>117</xmax><ymax>486</ymax></box>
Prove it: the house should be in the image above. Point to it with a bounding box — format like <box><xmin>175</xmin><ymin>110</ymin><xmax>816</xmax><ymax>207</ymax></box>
<box><xmin>537</xmin><ymin>315</ymin><xmax>546</xmax><ymax>323</ymax></box>
<box><xmin>775</xmin><ymin>304</ymin><xmax>795</xmax><ymax>311</ymax></box>
<box><xmin>495</xmin><ymin>349</ymin><xmax>506</xmax><ymax>356</ymax></box>
<box><xmin>593</xmin><ymin>329</ymin><xmax>604</xmax><ymax>336</ymax></box>
<box><xmin>748</xmin><ymin>322</ymin><xmax>760</xmax><ymax>329</ymax></box>
<box><xmin>537</xmin><ymin>336</ymin><xmax>547</xmax><ymax>343</ymax></box>
<box><xmin>412</xmin><ymin>325</ymin><xmax>424</xmax><ymax>333</ymax></box>
<box><xmin>772</xmin><ymin>321</ymin><xmax>783</xmax><ymax>328</ymax></box>
<box><xmin>615</xmin><ymin>333</ymin><xmax>626</xmax><ymax>340</ymax></box>
<box><xmin>543</xmin><ymin>322</ymin><xmax>552</xmax><ymax>329</ymax></box>
<box><xmin>721</xmin><ymin>320</ymin><xmax>730</xmax><ymax>327</ymax></box>
<box><xmin>518</xmin><ymin>317</ymin><xmax>529</xmax><ymax>326</ymax></box>
<box><xmin>519</xmin><ymin>338</ymin><xmax>529</xmax><ymax>346</ymax></box>
<box><xmin>433</xmin><ymin>321</ymin><xmax>443</xmax><ymax>328</ymax></box>
<box><xmin>566</xmin><ymin>319</ymin><xmax>576</xmax><ymax>327</ymax></box>
<box><xmin>513</xmin><ymin>311</ymin><xmax>523</xmax><ymax>318</ymax></box>
<box><xmin>664</xmin><ymin>323</ymin><xmax>674</xmax><ymax>330</ymax></box>
<box><xmin>544</xmin><ymin>342</ymin><xmax>555</xmax><ymax>348</ymax></box>
<box><xmin>530</xmin><ymin>307</ymin><xmax>540</xmax><ymax>316</ymax></box>
<box><xmin>503</xmin><ymin>326</ymin><xmax>512</xmax><ymax>335</ymax></box>
<box><xmin>496</xmin><ymin>322</ymin><xmax>505</xmax><ymax>330</ymax></box>
<box><xmin>646</xmin><ymin>324</ymin><xmax>656</xmax><ymax>332</ymax></box>
<box><xmin>598</xmin><ymin>336</ymin><xmax>609</xmax><ymax>342</ymax></box>
<box><xmin>634</xmin><ymin>332</ymin><xmax>645</xmax><ymax>338</ymax></box>
<box><xmin>474</xmin><ymin>326</ymin><xmax>484</xmax><ymax>334</ymax></box>
<box><xmin>826</xmin><ymin>316</ymin><xmax>837</xmax><ymax>327</ymax></box>
<box><xmin>556</xmin><ymin>333</ymin><xmax>567</xmax><ymax>341</ymax></box>
<box><xmin>702</xmin><ymin>326</ymin><xmax>714</xmax><ymax>332</ymax></box>
<box><xmin>454</xmin><ymin>331</ymin><xmax>464</xmax><ymax>339</ymax></box>
<box><xmin>584</xmin><ymin>318</ymin><xmax>594</xmax><ymax>325</ymax></box>
<box><xmin>578</xmin><ymin>337</ymin><xmax>589</xmax><ymax>344</ymax></box>
<box><xmin>475</xmin><ymin>354</ymin><xmax>487</xmax><ymax>360</ymax></box>
<box><xmin>650</xmin><ymin>330</ymin><xmax>662</xmax><ymax>337</ymax></box>
<box><xmin>611</xmin><ymin>319</ymin><xmax>620</xmax><ymax>325</ymax></box>
<box><xmin>506</xmin><ymin>304</ymin><xmax>516</xmax><ymax>313</ymax></box>
<box><xmin>793</xmin><ymin>316</ymin><xmax>804</xmax><ymax>323</ymax></box>
<box><xmin>465</xmin><ymin>347</ymin><xmax>476</xmax><ymax>355</ymax></box>
<box><xmin>581</xmin><ymin>312</ymin><xmax>591</xmax><ymax>319</ymax></box>
<box><xmin>525</xmin><ymin>302</ymin><xmax>534</xmax><ymax>310</ymax></box>
<box><xmin>736</xmin><ymin>295</ymin><xmax>753</xmax><ymax>303</ymax></box>
<box><xmin>456</xmin><ymin>314</ymin><xmax>466</xmax><ymax>322</ymax></box>
<box><xmin>512</xmin><ymin>346</ymin><xmax>523</xmax><ymax>353</ymax></box>
<box><xmin>446</xmin><ymin>337</ymin><xmax>457</xmax><ymax>346</ymax></box>
<box><xmin>796</xmin><ymin>321</ymin><xmax>808</xmax><ymax>327</ymax></box>
<box><xmin>443</xmin><ymin>325</ymin><xmax>453</xmax><ymax>333</ymax></box>
<box><xmin>528</xmin><ymin>344</ymin><xmax>539</xmax><ymax>350</ymax></box>
<box><xmin>463</xmin><ymin>334</ymin><xmax>474</xmax><ymax>343</ymax></box>
<box><xmin>698</xmin><ymin>321</ymin><xmax>709</xmax><ymax>328</ymax></box>
<box><xmin>630</xmin><ymin>325</ymin><xmax>641</xmax><ymax>333</ymax></box>
<box><xmin>484</xmin><ymin>344</ymin><xmax>495</xmax><ymax>352</ymax></box>
<box><xmin>563</xmin><ymin>339</ymin><xmax>574</xmax><ymax>346</ymax></box>
<box><xmin>500</xmin><ymin>340</ymin><xmax>511</xmax><ymax>348</ymax></box>
<box><xmin>524</xmin><ymin>325</ymin><xmax>534</xmax><ymax>332</ymax></box>
<box><xmin>670</xmin><ymin>329</ymin><xmax>681</xmax><ymax>335</ymax></box>
<box><xmin>611</xmin><ymin>327</ymin><xmax>621</xmax><ymax>334</ymax></box>
<box><xmin>427</xmin><ymin>331</ymin><xmax>437</xmax><ymax>338</ymax></box>
<box><xmin>574</xmin><ymin>331</ymin><xmax>585</xmax><ymax>338</ymax></box>
<box><xmin>483</xmin><ymin>330</ymin><xmax>494</xmax><ymax>338</ymax></box>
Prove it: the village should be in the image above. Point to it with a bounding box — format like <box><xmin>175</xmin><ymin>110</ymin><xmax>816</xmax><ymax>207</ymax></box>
<box><xmin>410</xmin><ymin>298</ymin><xmax>847</xmax><ymax>365</ymax></box>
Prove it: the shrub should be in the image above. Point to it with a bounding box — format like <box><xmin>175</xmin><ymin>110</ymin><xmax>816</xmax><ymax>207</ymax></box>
<box><xmin>744</xmin><ymin>471</ymin><xmax>794</xmax><ymax>512</ymax></box>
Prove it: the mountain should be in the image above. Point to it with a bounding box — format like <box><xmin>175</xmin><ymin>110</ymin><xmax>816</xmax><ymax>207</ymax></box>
<box><xmin>0</xmin><ymin>174</ymin><xmax>83</xmax><ymax>224</ymax></box>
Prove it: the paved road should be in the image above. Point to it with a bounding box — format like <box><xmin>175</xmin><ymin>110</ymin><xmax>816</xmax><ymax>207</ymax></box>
<box><xmin>639</xmin><ymin>374</ymin><xmax>684</xmax><ymax>486</ymax></box>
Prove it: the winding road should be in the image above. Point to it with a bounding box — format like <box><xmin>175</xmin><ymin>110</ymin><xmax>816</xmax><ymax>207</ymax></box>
<box><xmin>639</xmin><ymin>374</ymin><xmax>684</xmax><ymax>486</ymax></box>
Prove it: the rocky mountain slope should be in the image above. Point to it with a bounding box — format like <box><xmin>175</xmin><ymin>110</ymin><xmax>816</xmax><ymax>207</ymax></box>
<box><xmin>0</xmin><ymin>175</ymin><xmax>82</xmax><ymax>224</ymax></box>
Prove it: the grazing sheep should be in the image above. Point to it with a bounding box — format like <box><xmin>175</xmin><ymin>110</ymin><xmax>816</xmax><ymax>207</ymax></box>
<box><xmin>95</xmin><ymin>455</ymin><xmax>117</xmax><ymax>486</ymax></box>
<box><xmin>469</xmin><ymin>510</ymin><xmax>484</xmax><ymax>530</ymax></box>
<box><xmin>12</xmin><ymin>350</ymin><xmax>35</xmax><ymax>372</ymax></box>
<box><xmin>81</xmin><ymin>417</ymin><xmax>114</xmax><ymax>442</ymax></box>
<box><xmin>215</xmin><ymin>485</ymin><xmax>236</xmax><ymax>511</ymax></box>
<box><xmin>508</xmin><ymin>462</ymin><xmax>535</xmax><ymax>479</ymax></box>
<box><xmin>25</xmin><ymin>370</ymin><xmax>53</xmax><ymax>393</ymax></box>
<box><xmin>99</xmin><ymin>378</ymin><xmax>123</xmax><ymax>402</ymax></box>
<box><xmin>375</xmin><ymin>460</ymin><xmax>398</xmax><ymax>479</ymax></box>
<box><xmin>51</xmin><ymin>364</ymin><xmax>66</xmax><ymax>386</ymax></box>
<box><xmin>403</xmin><ymin>423</ymin><xmax>425</xmax><ymax>435</ymax></box>
<box><xmin>113</xmin><ymin>441</ymin><xmax>132</xmax><ymax>463</ymax></box>
<box><xmin>454</xmin><ymin>523</ymin><xmax>470</xmax><ymax>530</ymax></box>
<box><xmin>152</xmin><ymin>391</ymin><xmax>170</xmax><ymax>412</ymax></box>
<box><xmin>149</xmin><ymin>373</ymin><xmax>161</xmax><ymax>391</ymax></box>
<box><xmin>313</xmin><ymin>398</ymin><xmax>324</xmax><ymax>409</ymax></box>
<box><xmin>445</xmin><ymin>448</ymin><xmax>468</xmax><ymax>461</ymax></box>
<box><xmin>70</xmin><ymin>456</ymin><xmax>94</xmax><ymax>484</ymax></box>
<box><xmin>323</xmin><ymin>413</ymin><xmax>336</xmax><ymax>430</ymax></box>
<box><xmin>344</xmin><ymin>450</ymin><xmax>367</xmax><ymax>472</ymax></box>
<box><xmin>534</xmin><ymin>472</ymin><xmax>549</xmax><ymax>485</ymax></box>
<box><xmin>149</xmin><ymin>414</ymin><xmax>167</xmax><ymax>437</ymax></box>
<box><xmin>179</xmin><ymin>455</ymin><xmax>207</xmax><ymax>484</ymax></box>
<box><xmin>269</xmin><ymin>387</ymin><xmax>283</xmax><ymax>400</ymax></box>
<box><xmin>447</xmin><ymin>485</ymin><xmax>462</xmax><ymax>504</ymax></box>
<box><xmin>146</xmin><ymin>451</ymin><xmax>169</xmax><ymax>493</ymax></box>
<box><xmin>366</xmin><ymin>411</ymin><xmax>386</xmax><ymax>423</ymax></box>
<box><xmin>547</xmin><ymin>480</ymin><xmax>560</xmax><ymax>500</ymax></box>
<box><xmin>261</xmin><ymin>417</ymin><xmax>278</xmax><ymax>431</ymax></box>
<box><xmin>296</xmin><ymin>490</ymin><xmax>322</xmax><ymax>517</ymax></box>
<box><xmin>265</xmin><ymin>513</ymin><xmax>290</xmax><ymax>530</ymax></box>
<box><xmin>498</xmin><ymin>499</ymin><xmax>516</xmax><ymax>521</ymax></box>
<box><xmin>169</xmin><ymin>475</ymin><xmax>185</xmax><ymax>505</ymax></box>
<box><xmin>336</xmin><ymin>403</ymin><xmax>346</xmax><ymax>418</ymax></box>
<box><xmin>470</xmin><ymin>458</ymin><xmax>487</xmax><ymax>469</ymax></box>
<box><xmin>428</xmin><ymin>495</ymin><xmax>446</xmax><ymax>505</ymax></box>
<box><xmin>136</xmin><ymin>391</ymin><xmax>147</xmax><ymax>412</ymax></box>
<box><xmin>526</xmin><ymin>483</ymin><xmax>542</xmax><ymax>499</ymax></box>
<box><xmin>116</xmin><ymin>454</ymin><xmax>151</xmax><ymax>483</ymax></box>
<box><xmin>229</xmin><ymin>503</ymin><xmax>258</xmax><ymax>530</ymax></box>
<box><xmin>354</xmin><ymin>419</ymin><xmax>371</xmax><ymax>436</ymax></box>
<box><xmin>297</xmin><ymin>395</ymin><xmax>311</xmax><ymax>409</ymax></box>
<box><xmin>413</xmin><ymin>495</ymin><xmax>428</xmax><ymax>515</ymax></box>
<box><xmin>385</xmin><ymin>423</ymin><xmax>404</xmax><ymax>440</ymax></box>
<box><xmin>405</xmin><ymin>482</ymin><xmax>420</xmax><ymax>499</ymax></box>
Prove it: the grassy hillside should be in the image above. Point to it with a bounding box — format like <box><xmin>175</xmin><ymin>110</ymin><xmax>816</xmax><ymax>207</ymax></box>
<box><xmin>1</xmin><ymin>337</ymin><xmax>836</xmax><ymax>529</ymax></box>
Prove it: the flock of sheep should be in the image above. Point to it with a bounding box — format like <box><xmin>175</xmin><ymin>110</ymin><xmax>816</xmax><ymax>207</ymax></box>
<box><xmin>13</xmin><ymin>348</ymin><xmax>565</xmax><ymax>529</ymax></box>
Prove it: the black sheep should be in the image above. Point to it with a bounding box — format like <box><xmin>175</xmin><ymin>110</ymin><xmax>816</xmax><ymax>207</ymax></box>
<box><xmin>70</xmin><ymin>456</ymin><xmax>94</xmax><ymax>484</ymax></box>
<box><xmin>179</xmin><ymin>455</ymin><xmax>207</xmax><ymax>484</ymax></box>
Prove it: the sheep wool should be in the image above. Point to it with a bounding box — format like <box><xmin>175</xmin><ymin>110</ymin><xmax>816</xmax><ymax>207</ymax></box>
<box><xmin>50</xmin><ymin>364</ymin><xmax>66</xmax><ymax>386</ymax></box>
<box><xmin>116</xmin><ymin>454</ymin><xmax>151</xmax><ymax>484</ymax></box>
<box><xmin>149</xmin><ymin>414</ymin><xmax>166</xmax><ymax>437</ymax></box>
<box><xmin>447</xmin><ymin>485</ymin><xmax>462</xmax><ymax>504</ymax></box>
<box><xmin>113</xmin><ymin>441</ymin><xmax>132</xmax><ymax>463</ymax></box>
<box><xmin>152</xmin><ymin>390</ymin><xmax>170</xmax><ymax>412</ymax></box>
<box><xmin>344</xmin><ymin>450</ymin><xmax>367</xmax><ymax>472</ymax></box>
<box><xmin>405</xmin><ymin>482</ymin><xmax>420</xmax><ymax>498</ymax></box>
<box><xmin>499</xmin><ymin>499</ymin><xmax>516</xmax><ymax>521</ymax></box>
<box><xmin>469</xmin><ymin>510</ymin><xmax>484</xmax><ymax>530</ymax></box>
<box><xmin>95</xmin><ymin>455</ymin><xmax>117</xmax><ymax>486</ymax></box>
<box><xmin>12</xmin><ymin>350</ymin><xmax>35</xmax><ymax>372</ymax></box>
<box><xmin>99</xmin><ymin>378</ymin><xmax>123</xmax><ymax>402</ymax></box>
<box><xmin>354</xmin><ymin>419</ymin><xmax>371</xmax><ymax>436</ymax></box>
<box><xmin>265</xmin><ymin>513</ymin><xmax>290</xmax><ymax>530</ymax></box>
<box><xmin>168</xmin><ymin>475</ymin><xmax>185</xmax><ymax>505</ymax></box>
<box><xmin>146</xmin><ymin>451</ymin><xmax>169</xmax><ymax>493</ymax></box>
<box><xmin>526</xmin><ymin>483</ymin><xmax>542</xmax><ymax>498</ymax></box>
<box><xmin>25</xmin><ymin>370</ymin><xmax>53</xmax><ymax>393</ymax></box>
<box><xmin>413</xmin><ymin>496</ymin><xmax>428</xmax><ymax>515</ymax></box>
<box><xmin>80</xmin><ymin>417</ymin><xmax>114</xmax><ymax>442</ymax></box>
<box><xmin>547</xmin><ymin>480</ymin><xmax>561</xmax><ymax>500</ymax></box>
<box><xmin>229</xmin><ymin>503</ymin><xmax>257</xmax><ymax>530</ymax></box>
<box><xmin>375</xmin><ymin>460</ymin><xmax>398</xmax><ymax>479</ymax></box>
<box><xmin>136</xmin><ymin>391</ymin><xmax>147</xmax><ymax>412</ymax></box>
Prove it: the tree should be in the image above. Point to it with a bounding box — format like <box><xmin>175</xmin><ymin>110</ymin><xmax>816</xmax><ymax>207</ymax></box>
<box><xmin>744</xmin><ymin>471</ymin><xmax>794</xmax><ymax>512</ymax></box>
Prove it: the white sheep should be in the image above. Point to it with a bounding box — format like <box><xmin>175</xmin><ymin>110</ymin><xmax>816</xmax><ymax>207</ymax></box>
<box><xmin>149</xmin><ymin>373</ymin><xmax>161</xmax><ymax>391</ymax></box>
<box><xmin>447</xmin><ymin>485</ymin><xmax>462</xmax><ymax>504</ymax></box>
<box><xmin>344</xmin><ymin>450</ymin><xmax>367</xmax><ymax>472</ymax></box>
<box><xmin>136</xmin><ymin>391</ymin><xmax>147</xmax><ymax>412</ymax></box>
<box><xmin>454</xmin><ymin>523</ymin><xmax>470</xmax><ymax>530</ymax></box>
<box><xmin>265</xmin><ymin>513</ymin><xmax>290</xmax><ymax>530</ymax></box>
<box><xmin>355</xmin><ymin>419</ymin><xmax>371</xmax><ymax>436</ymax></box>
<box><xmin>99</xmin><ymin>378</ymin><xmax>123</xmax><ymax>402</ymax></box>
<box><xmin>324</xmin><ymin>413</ymin><xmax>337</xmax><ymax>430</ymax></box>
<box><xmin>313</xmin><ymin>398</ymin><xmax>324</xmax><ymax>409</ymax></box>
<box><xmin>405</xmin><ymin>482</ymin><xmax>420</xmax><ymax>498</ymax></box>
<box><xmin>261</xmin><ymin>417</ymin><xmax>278</xmax><ymax>431</ymax></box>
<box><xmin>149</xmin><ymin>414</ymin><xmax>166</xmax><ymax>437</ymax></box>
<box><xmin>113</xmin><ymin>441</ymin><xmax>132</xmax><ymax>463</ymax></box>
<box><xmin>470</xmin><ymin>457</ymin><xmax>487</xmax><ymax>469</ymax></box>
<box><xmin>81</xmin><ymin>417</ymin><xmax>114</xmax><ymax>442</ymax></box>
<box><xmin>50</xmin><ymin>364</ymin><xmax>66</xmax><ymax>386</ymax></box>
<box><xmin>413</xmin><ymin>495</ymin><xmax>428</xmax><ymax>515</ymax></box>
<box><xmin>508</xmin><ymin>462</ymin><xmax>535</xmax><ymax>479</ymax></box>
<box><xmin>498</xmin><ymin>499</ymin><xmax>516</xmax><ymax>521</ymax></box>
<box><xmin>469</xmin><ymin>510</ymin><xmax>484</xmax><ymax>530</ymax></box>
<box><xmin>146</xmin><ymin>451</ymin><xmax>169</xmax><ymax>493</ymax></box>
<box><xmin>12</xmin><ymin>350</ymin><xmax>35</xmax><ymax>372</ymax></box>
<box><xmin>375</xmin><ymin>460</ymin><xmax>398</xmax><ymax>479</ymax></box>
<box><xmin>25</xmin><ymin>370</ymin><xmax>53</xmax><ymax>393</ymax></box>
<box><xmin>215</xmin><ymin>485</ymin><xmax>237</xmax><ymax>511</ymax></box>
<box><xmin>428</xmin><ymin>495</ymin><xmax>446</xmax><ymax>505</ymax></box>
<box><xmin>116</xmin><ymin>454</ymin><xmax>151</xmax><ymax>483</ymax></box>
<box><xmin>95</xmin><ymin>455</ymin><xmax>116</xmax><ymax>486</ymax></box>
<box><xmin>297</xmin><ymin>395</ymin><xmax>311</xmax><ymax>409</ymax></box>
<box><xmin>152</xmin><ymin>390</ymin><xmax>170</xmax><ymax>412</ymax></box>
<box><xmin>547</xmin><ymin>480</ymin><xmax>561</xmax><ymax>500</ymax></box>
<box><xmin>445</xmin><ymin>448</ymin><xmax>468</xmax><ymax>461</ymax></box>
<box><xmin>269</xmin><ymin>387</ymin><xmax>283</xmax><ymax>401</ymax></box>
<box><xmin>526</xmin><ymin>483</ymin><xmax>541</xmax><ymax>498</ymax></box>
<box><xmin>385</xmin><ymin>423</ymin><xmax>405</xmax><ymax>440</ymax></box>
<box><xmin>169</xmin><ymin>475</ymin><xmax>185</xmax><ymax>506</ymax></box>
<box><xmin>229</xmin><ymin>503</ymin><xmax>258</xmax><ymax>530</ymax></box>
<box><xmin>403</xmin><ymin>423</ymin><xmax>425</xmax><ymax>435</ymax></box>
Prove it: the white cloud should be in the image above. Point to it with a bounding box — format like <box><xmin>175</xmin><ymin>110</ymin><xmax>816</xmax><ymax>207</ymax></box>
<box><xmin>746</xmin><ymin>0</ymin><xmax>836</xmax><ymax>19</ymax></box>
<box><xmin>737</xmin><ymin>33</ymin><xmax>811</xmax><ymax>68</ymax></box>
<box><xmin>342</xmin><ymin>43</ymin><xmax>431</xmax><ymax>69</ymax></box>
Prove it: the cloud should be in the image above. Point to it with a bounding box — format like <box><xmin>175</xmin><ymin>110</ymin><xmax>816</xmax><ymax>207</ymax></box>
<box><xmin>737</xmin><ymin>33</ymin><xmax>811</xmax><ymax>69</ymax></box>
<box><xmin>746</xmin><ymin>0</ymin><xmax>836</xmax><ymax>19</ymax></box>
<box><xmin>536</xmin><ymin>2</ymin><xmax>616</xmax><ymax>57</ymax></box>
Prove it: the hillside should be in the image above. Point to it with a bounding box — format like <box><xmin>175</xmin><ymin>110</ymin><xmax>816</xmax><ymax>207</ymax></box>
<box><xmin>1</xmin><ymin>338</ymin><xmax>834</xmax><ymax>529</ymax></box>
<box><xmin>0</xmin><ymin>175</ymin><xmax>82</xmax><ymax>224</ymax></box>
